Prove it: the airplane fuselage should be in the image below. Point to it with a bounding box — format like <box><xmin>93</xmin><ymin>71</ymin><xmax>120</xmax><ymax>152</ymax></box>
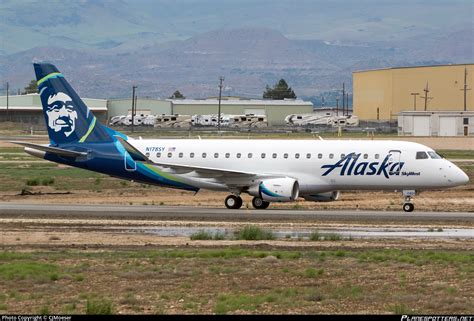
<box><xmin>33</xmin><ymin>139</ymin><xmax>468</xmax><ymax>197</ymax></box>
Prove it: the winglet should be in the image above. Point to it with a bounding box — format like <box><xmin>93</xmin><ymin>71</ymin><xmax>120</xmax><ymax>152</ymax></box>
<box><xmin>114</xmin><ymin>136</ymin><xmax>149</xmax><ymax>162</ymax></box>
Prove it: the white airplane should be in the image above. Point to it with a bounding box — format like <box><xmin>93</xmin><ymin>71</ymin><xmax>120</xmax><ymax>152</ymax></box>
<box><xmin>14</xmin><ymin>63</ymin><xmax>470</xmax><ymax>212</ymax></box>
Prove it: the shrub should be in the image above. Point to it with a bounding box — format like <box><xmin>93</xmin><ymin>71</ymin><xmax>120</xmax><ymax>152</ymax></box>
<box><xmin>39</xmin><ymin>305</ymin><xmax>50</xmax><ymax>315</ymax></box>
<box><xmin>309</xmin><ymin>231</ymin><xmax>321</xmax><ymax>241</ymax></box>
<box><xmin>190</xmin><ymin>230</ymin><xmax>226</xmax><ymax>240</ymax></box>
<box><xmin>26</xmin><ymin>178</ymin><xmax>39</xmax><ymax>186</ymax></box>
<box><xmin>236</xmin><ymin>225</ymin><xmax>275</xmax><ymax>240</ymax></box>
<box><xmin>325</xmin><ymin>233</ymin><xmax>342</xmax><ymax>241</ymax></box>
<box><xmin>86</xmin><ymin>297</ymin><xmax>114</xmax><ymax>315</ymax></box>
<box><xmin>190</xmin><ymin>230</ymin><xmax>213</xmax><ymax>240</ymax></box>
<box><xmin>41</xmin><ymin>177</ymin><xmax>55</xmax><ymax>186</ymax></box>
<box><xmin>305</xmin><ymin>267</ymin><xmax>324</xmax><ymax>278</ymax></box>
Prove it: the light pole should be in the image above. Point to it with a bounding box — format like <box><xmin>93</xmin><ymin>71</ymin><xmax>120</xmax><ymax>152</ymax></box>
<box><xmin>420</xmin><ymin>83</ymin><xmax>432</xmax><ymax>111</ymax></box>
<box><xmin>461</xmin><ymin>67</ymin><xmax>471</xmax><ymax>111</ymax></box>
<box><xmin>131</xmin><ymin>85</ymin><xmax>137</xmax><ymax>133</ymax></box>
<box><xmin>345</xmin><ymin>93</ymin><xmax>349</xmax><ymax>115</ymax></box>
<box><xmin>411</xmin><ymin>92</ymin><xmax>419</xmax><ymax>110</ymax></box>
<box><xmin>342</xmin><ymin>83</ymin><xmax>345</xmax><ymax>116</ymax></box>
<box><xmin>217</xmin><ymin>76</ymin><xmax>224</xmax><ymax>132</ymax></box>
<box><xmin>6</xmin><ymin>82</ymin><xmax>9</xmax><ymax>122</ymax></box>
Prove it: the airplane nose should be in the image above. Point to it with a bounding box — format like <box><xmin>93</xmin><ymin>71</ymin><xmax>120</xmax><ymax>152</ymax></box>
<box><xmin>458</xmin><ymin>169</ymin><xmax>469</xmax><ymax>185</ymax></box>
<box><xmin>453</xmin><ymin>166</ymin><xmax>469</xmax><ymax>185</ymax></box>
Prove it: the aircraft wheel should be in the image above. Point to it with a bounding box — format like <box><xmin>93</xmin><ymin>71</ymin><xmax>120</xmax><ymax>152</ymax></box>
<box><xmin>252</xmin><ymin>197</ymin><xmax>270</xmax><ymax>209</ymax></box>
<box><xmin>403</xmin><ymin>203</ymin><xmax>414</xmax><ymax>212</ymax></box>
<box><xmin>225</xmin><ymin>195</ymin><xmax>243</xmax><ymax>209</ymax></box>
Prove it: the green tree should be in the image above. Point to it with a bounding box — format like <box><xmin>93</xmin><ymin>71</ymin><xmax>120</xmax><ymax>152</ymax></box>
<box><xmin>262</xmin><ymin>79</ymin><xmax>297</xmax><ymax>100</ymax></box>
<box><xmin>169</xmin><ymin>90</ymin><xmax>185</xmax><ymax>99</ymax></box>
<box><xmin>22</xmin><ymin>79</ymin><xmax>38</xmax><ymax>94</ymax></box>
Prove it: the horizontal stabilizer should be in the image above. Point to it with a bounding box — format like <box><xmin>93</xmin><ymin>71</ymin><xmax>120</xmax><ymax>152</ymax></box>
<box><xmin>115</xmin><ymin>136</ymin><xmax>149</xmax><ymax>162</ymax></box>
<box><xmin>10</xmin><ymin>141</ymin><xmax>87</xmax><ymax>158</ymax></box>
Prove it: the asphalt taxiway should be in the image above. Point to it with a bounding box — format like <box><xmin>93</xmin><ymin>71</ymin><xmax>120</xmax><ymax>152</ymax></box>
<box><xmin>0</xmin><ymin>203</ymin><xmax>472</xmax><ymax>223</ymax></box>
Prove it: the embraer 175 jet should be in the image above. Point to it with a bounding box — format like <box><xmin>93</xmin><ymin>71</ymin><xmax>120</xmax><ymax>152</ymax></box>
<box><xmin>13</xmin><ymin>63</ymin><xmax>469</xmax><ymax>212</ymax></box>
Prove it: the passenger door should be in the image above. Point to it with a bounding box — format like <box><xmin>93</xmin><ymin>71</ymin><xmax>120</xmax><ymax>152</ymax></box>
<box><xmin>388</xmin><ymin>150</ymin><xmax>402</xmax><ymax>175</ymax></box>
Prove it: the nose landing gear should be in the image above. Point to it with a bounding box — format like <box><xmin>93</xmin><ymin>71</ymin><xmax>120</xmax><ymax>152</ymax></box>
<box><xmin>402</xmin><ymin>190</ymin><xmax>416</xmax><ymax>212</ymax></box>
<box><xmin>403</xmin><ymin>202</ymin><xmax>414</xmax><ymax>212</ymax></box>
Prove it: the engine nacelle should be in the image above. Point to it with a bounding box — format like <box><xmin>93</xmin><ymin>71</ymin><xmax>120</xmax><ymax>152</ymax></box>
<box><xmin>303</xmin><ymin>191</ymin><xmax>340</xmax><ymax>202</ymax></box>
<box><xmin>248</xmin><ymin>178</ymin><xmax>299</xmax><ymax>202</ymax></box>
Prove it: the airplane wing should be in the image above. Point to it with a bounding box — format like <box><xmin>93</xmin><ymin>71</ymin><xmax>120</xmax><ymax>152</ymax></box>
<box><xmin>10</xmin><ymin>141</ymin><xmax>87</xmax><ymax>158</ymax></box>
<box><xmin>115</xmin><ymin>136</ymin><xmax>278</xmax><ymax>186</ymax></box>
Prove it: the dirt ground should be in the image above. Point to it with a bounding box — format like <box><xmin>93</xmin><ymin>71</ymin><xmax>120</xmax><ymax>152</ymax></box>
<box><xmin>0</xmin><ymin>201</ymin><xmax>472</xmax><ymax>314</ymax></box>
<box><xmin>2</xmin><ymin>184</ymin><xmax>472</xmax><ymax>213</ymax></box>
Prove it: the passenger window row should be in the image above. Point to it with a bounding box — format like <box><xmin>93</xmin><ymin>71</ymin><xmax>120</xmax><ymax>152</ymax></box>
<box><xmin>154</xmin><ymin>152</ymin><xmax>381</xmax><ymax>160</ymax></box>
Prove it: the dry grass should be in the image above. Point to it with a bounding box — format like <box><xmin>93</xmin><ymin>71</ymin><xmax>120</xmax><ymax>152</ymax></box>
<box><xmin>0</xmin><ymin>247</ymin><xmax>471</xmax><ymax>315</ymax></box>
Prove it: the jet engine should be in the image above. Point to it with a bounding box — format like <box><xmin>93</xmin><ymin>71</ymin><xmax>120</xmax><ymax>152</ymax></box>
<box><xmin>248</xmin><ymin>178</ymin><xmax>299</xmax><ymax>202</ymax></box>
<box><xmin>302</xmin><ymin>191</ymin><xmax>340</xmax><ymax>202</ymax></box>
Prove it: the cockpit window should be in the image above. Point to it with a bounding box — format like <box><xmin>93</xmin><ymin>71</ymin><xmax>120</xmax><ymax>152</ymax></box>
<box><xmin>416</xmin><ymin>151</ymin><xmax>429</xmax><ymax>159</ymax></box>
<box><xmin>428</xmin><ymin>151</ymin><xmax>442</xmax><ymax>159</ymax></box>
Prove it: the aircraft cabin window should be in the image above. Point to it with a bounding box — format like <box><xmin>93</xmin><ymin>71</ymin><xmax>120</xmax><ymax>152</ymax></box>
<box><xmin>363</xmin><ymin>154</ymin><xmax>368</xmax><ymax>159</ymax></box>
<box><xmin>214</xmin><ymin>153</ymin><xmax>219</xmax><ymax>158</ymax></box>
<box><xmin>146</xmin><ymin>152</ymin><xmax>150</xmax><ymax>157</ymax></box>
<box><xmin>306</xmin><ymin>153</ymin><xmax>311</xmax><ymax>159</ymax></box>
<box><xmin>295</xmin><ymin>153</ymin><xmax>300</xmax><ymax>159</ymax></box>
<box><xmin>261</xmin><ymin>153</ymin><xmax>266</xmax><ymax>159</ymax></box>
<box><xmin>236</xmin><ymin>153</ymin><xmax>241</xmax><ymax>159</ymax></box>
<box><xmin>284</xmin><ymin>153</ymin><xmax>288</xmax><ymax>159</ymax></box>
<box><xmin>202</xmin><ymin>153</ymin><xmax>207</xmax><ymax>158</ymax></box>
<box><xmin>375</xmin><ymin>154</ymin><xmax>380</xmax><ymax>159</ymax></box>
<box><xmin>167</xmin><ymin>153</ymin><xmax>172</xmax><ymax>158</ymax></box>
<box><xmin>416</xmin><ymin>151</ymin><xmax>429</xmax><ymax>159</ymax></box>
<box><xmin>318</xmin><ymin>153</ymin><xmax>322</xmax><ymax>159</ymax></box>
<box><xmin>178</xmin><ymin>152</ymin><xmax>183</xmax><ymax>158</ymax></box>
<box><xmin>190</xmin><ymin>152</ymin><xmax>195</xmax><ymax>158</ymax></box>
<box><xmin>225</xmin><ymin>153</ymin><xmax>230</xmax><ymax>158</ymax></box>
<box><xmin>329</xmin><ymin>153</ymin><xmax>334</xmax><ymax>159</ymax></box>
<box><xmin>341</xmin><ymin>154</ymin><xmax>345</xmax><ymax>159</ymax></box>
<box><xmin>156</xmin><ymin>152</ymin><xmax>161</xmax><ymax>158</ymax></box>
<box><xmin>427</xmin><ymin>151</ymin><xmax>442</xmax><ymax>159</ymax></box>
<box><xmin>272</xmin><ymin>153</ymin><xmax>277</xmax><ymax>159</ymax></box>
<box><xmin>248</xmin><ymin>153</ymin><xmax>253</xmax><ymax>158</ymax></box>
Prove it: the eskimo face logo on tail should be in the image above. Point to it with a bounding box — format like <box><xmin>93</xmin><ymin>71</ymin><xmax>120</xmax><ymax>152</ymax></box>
<box><xmin>321</xmin><ymin>152</ymin><xmax>404</xmax><ymax>179</ymax></box>
<box><xmin>46</xmin><ymin>92</ymin><xmax>78</xmax><ymax>137</ymax></box>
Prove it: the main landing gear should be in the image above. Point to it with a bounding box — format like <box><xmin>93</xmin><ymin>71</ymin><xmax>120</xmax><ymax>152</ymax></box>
<box><xmin>251</xmin><ymin>197</ymin><xmax>270</xmax><ymax>210</ymax></box>
<box><xmin>225</xmin><ymin>195</ymin><xmax>243</xmax><ymax>209</ymax></box>
<box><xmin>224</xmin><ymin>195</ymin><xmax>270</xmax><ymax>209</ymax></box>
<box><xmin>402</xmin><ymin>190</ymin><xmax>416</xmax><ymax>212</ymax></box>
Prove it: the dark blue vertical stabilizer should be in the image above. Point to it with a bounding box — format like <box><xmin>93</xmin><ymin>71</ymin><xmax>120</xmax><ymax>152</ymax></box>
<box><xmin>34</xmin><ymin>63</ymin><xmax>112</xmax><ymax>145</ymax></box>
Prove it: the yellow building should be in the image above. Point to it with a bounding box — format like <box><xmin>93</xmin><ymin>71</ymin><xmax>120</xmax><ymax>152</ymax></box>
<box><xmin>353</xmin><ymin>64</ymin><xmax>474</xmax><ymax>121</ymax></box>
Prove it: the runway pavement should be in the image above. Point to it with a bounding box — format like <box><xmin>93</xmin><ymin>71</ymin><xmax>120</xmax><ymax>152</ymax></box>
<box><xmin>0</xmin><ymin>203</ymin><xmax>472</xmax><ymax>222</ymax></box>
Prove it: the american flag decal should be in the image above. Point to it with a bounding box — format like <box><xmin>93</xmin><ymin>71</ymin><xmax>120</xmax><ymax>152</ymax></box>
<box><xmin>168</xmin><ymin>147</ymin><xmax>176</xmax><ymax>152</ymax></box>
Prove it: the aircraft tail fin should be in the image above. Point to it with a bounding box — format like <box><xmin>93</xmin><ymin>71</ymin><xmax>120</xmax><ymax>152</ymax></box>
<box><xmin>34</xmin><ymin>63</ymin><xmax>113</xmax><ymax>145</ymax></box>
